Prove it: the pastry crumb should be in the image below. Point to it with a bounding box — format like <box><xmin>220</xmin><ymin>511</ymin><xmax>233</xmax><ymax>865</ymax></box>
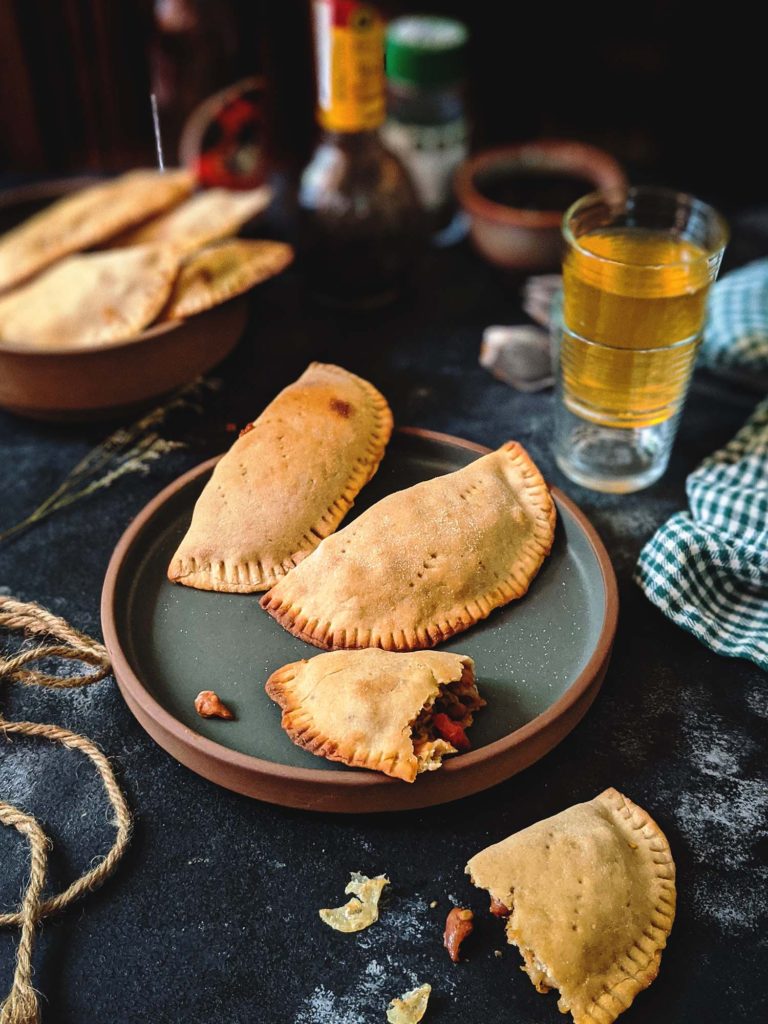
<box><xmin>494</xmin><ymin>949</ymin><xmax>503</xmax><ymax>958</ymax></box>
<box><xmin>318</xmin><ymin>872</ymin><xmax>389</xmax><ymax>933</ymax></box>
<box><xmin>386</xmin><ymin>983</ymin><xmax>431</xmax><ymax>1024</ymax></box>
<box><xmin>429</xmin><ymin>900</ymin><xmax>438</xmax><ymax>909</ymax></box>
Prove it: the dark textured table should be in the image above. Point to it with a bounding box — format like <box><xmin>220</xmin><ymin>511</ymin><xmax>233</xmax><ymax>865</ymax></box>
<box><xmin>0</xmin><ymin>231</ymin><xmax>766</xmax><ymax>1024</ymax></box>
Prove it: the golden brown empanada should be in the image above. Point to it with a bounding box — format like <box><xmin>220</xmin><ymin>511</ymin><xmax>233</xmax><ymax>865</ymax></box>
<box><xmin>260</xmin><ymin>441</ymin><xmax>556</xmax><ymax>650</ymax></box>
<box><xmin>159</xmin><ymin>239</ymin><xmax>293</xmax><ymax>321</ymax></box>
<box><xmin>466</xmin><ymin>788</ymin><xmax>676</xmax><ymax>1024</ymax></box>
<box><xmin>112</xmin><ymin>185</ymin><xmax>272</xmax><ymax>254</ymax></box>
<box><xmin>265</xmin><ymin>649</ymin><xmax>484</xmax><ymax>782</ymax></box>
<box><xmin>0</xmin><ymin>245</ymin><xmax>180</xmax><ymax>349</ymax></box>
<box><xmin>168</xmin><ymin>363</ymin><xmax>392</xmax><ymax>592</ymax></box>
<box><xmin>0</xmin><ymin>169</ymin><xmax>193</xmax><ymax>293</ymax></box>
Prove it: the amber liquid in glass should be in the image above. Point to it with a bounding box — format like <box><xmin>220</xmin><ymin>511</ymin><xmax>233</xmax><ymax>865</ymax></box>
<box><xmin>562</xmin><ymin>229</ymin><xmax>711</xmax><ymax>428</ymax></box>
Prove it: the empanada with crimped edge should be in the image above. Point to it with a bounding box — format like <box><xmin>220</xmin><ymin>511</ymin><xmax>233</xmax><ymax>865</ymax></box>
<box><xmin>0</xmin><ymin>169</ymin><xmax>193</xmax><ymax>293</ymax></box>
<box><xmin>159</xmin><ymin>238</ymin><xmax>293</xmax><ymax>321</ymax></box>
<box><xmin>168</xmin><ymin>362</ymin><xmax>393</xmax><ymax>593</ymax></box>
<box><xmin>112</xmin><ymin>185</ymin><xmax>272</xmax><ymax>255</ymax></box>
<box><xmin>0</xmin><ymin>244</ymin><xmax>180</xmax><ymax>349</ymax></box>
<box><xmin>260</xmin><ymin>441</ymin><xmax>556</xmax><ymax>651</ymax></box>
<box><xmin>466</xmin><ymin>788</ymin><xmax>676</xmax><ymax>1024</ymax></box>
<box><xmin>265</xmin><ymin>649</ymin><xmax>483</xmax><ymax>782</ymax></box>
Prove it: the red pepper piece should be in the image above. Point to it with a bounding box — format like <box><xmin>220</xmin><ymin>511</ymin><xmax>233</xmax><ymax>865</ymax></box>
<box><xmin>432</xmin><ymin>712</ymin><xmax>471</xmax><ymax>752</ymax></box>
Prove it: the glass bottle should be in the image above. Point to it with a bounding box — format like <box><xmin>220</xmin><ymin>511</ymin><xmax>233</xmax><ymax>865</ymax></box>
<box><xmin>299</xmin><ymin>0</ymin><xmax>424</xmax><ymax>309</ymax></box>
<box><xmin>382</xmin><ymin>15</ymin><xmax>469</xmax><ymax>235</ymax></box>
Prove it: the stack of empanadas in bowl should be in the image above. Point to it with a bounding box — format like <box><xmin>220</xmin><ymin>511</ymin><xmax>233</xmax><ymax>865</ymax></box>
<box><xmin>0</xmin><ymin>168</ymin><xmax>291</xmax><ymax>350</ymax></box>
<box><xmin>168</xmin><ymin>361</ymin><xmax>557</xmax><ymax>781</ymax></box>
<box><xmin>466</xmin><ymin>788</ymin><xmax>676</xmax><ymax>1023</ymax></box>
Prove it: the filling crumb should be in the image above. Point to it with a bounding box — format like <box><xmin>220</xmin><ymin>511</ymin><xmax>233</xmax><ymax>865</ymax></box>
<box><xmin>520</xmin><ymin>947</ymin><xmax>557</xmax><ymax>993</ymax></box>
<box><xmin>410</xmin><ymin>667</ymin><xmax>485</xmax><ymax>773</ymax></box>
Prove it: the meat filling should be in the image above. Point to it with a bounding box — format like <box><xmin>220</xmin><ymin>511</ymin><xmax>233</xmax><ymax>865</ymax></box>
<box><xmin>410</xmin><ymin>668</ymin><xmax>485</xmax><ymax>773</ymax></box>
<box><xmin>520</xmin><ymin>948</ymin><xmax>557</xmax><ymax>993</ymax></box>
<box><xmin>489</xmin><ymin>895</ymin><xmax>511</xmax><ymax>918</ymax></box>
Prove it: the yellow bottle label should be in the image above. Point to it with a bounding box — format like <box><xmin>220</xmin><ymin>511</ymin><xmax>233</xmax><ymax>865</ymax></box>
<box><xmin>313</xmin><ymin>0</ymin><xmax>385</xmax><ymax>132</ymax></box>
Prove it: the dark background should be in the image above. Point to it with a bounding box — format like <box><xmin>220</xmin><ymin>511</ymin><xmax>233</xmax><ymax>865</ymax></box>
<box><xmin>0</xmin><ymin>246</ymin><xmax>765</xmax><ymax>1024</ymax></box>
<box><xmin>0</xmin><ymin>4</ymin><xmax>766</xmax><ymax>1024</ymax></box>
<box><xmin>0</xmin><ymin>0</ymin><xmax>762</xmax><ymax>215</ymax></box>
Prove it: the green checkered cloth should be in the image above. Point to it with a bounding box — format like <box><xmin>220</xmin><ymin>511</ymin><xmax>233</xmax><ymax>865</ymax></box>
<box><xmin>635</xmin><ymin>399</ymin><xmax>768</xmax><ymax>670</ymax></box>
<box><xmin>699</xmin><ymin>258</ymin><xmax>768</xmax><ymax>381</ymax></box>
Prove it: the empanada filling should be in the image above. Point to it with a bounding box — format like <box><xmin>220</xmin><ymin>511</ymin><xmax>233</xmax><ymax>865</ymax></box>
<box><xmin>486</xmin><ymin>895</ymin><xmax>561</xmax><ymax>1003</ymax></box>
<box><xmin>410</xmin><ymin>670</ymin><xmax>484</xmax><ymax>773</ymax></box>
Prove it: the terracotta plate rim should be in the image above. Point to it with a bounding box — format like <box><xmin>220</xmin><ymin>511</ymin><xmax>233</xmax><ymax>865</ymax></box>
<box><xmin>101</xmin><ymin>427</ymin><xmax>619</xmax><ymax>797</ymax></box>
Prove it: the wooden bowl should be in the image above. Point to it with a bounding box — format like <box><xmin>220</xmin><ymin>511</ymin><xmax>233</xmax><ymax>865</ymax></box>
<box><xmin>0</xmin><ymin>178</ymin><xmax>249</xmax><ymax>421</ymax></box>
<box><xmin>455</xmin><ymin>140</ymin><xmax>627</xmax><ymax>272</ymax></box>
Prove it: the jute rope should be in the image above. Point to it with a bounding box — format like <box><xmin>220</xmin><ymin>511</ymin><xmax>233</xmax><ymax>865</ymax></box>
<box><xmin>0</xmin><ymin>596</ymin><xmax>132</xmax><ymax>1024</ymax></box>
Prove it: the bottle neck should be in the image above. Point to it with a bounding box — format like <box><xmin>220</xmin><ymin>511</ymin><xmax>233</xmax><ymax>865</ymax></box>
<box><xmin>318</xmin><ymin>127</ymin><xmax>382</xmax><ymax>149</ymax></box>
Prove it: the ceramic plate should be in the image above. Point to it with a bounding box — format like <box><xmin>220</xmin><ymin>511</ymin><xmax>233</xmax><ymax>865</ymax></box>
<box><xmin>101</xmin><ymin>428</ymin><xmax>618</xmax><ymax>812</ymax></box>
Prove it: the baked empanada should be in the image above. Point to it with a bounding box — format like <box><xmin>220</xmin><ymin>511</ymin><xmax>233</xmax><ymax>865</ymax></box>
<box><xmin>0</xmin><ymin>244</ymin><xmax>180</xmax><ymax>349</ymax></box>
<box><xmin>159</xmin><ymin>239</ymin><xmax>293</xmax><ymax>321</ymax></box>
<box><xmin>265</xmin><ymin>649</ymin><xmax>483</xmax><ymax>782</ymax></box>
<box><xmin>261</xmin><ymin>441</ymin><xmax>556</xmax><ymax>650</ymax></box>
<box><xmin>466</xmin><ymin>788</ymin><xmax>676</xmax><ymax>1024</ymax></box>
<box><xmin>0</xmin><ymin>169</ymin><xmax>193</xmax><ymax>293</ymax></box>
<box><xmin>168</xmin><ymin>363</ymin><xmax>392</xmax><ymax>592</ymax></box>
<box><xmin>112</xmin><ymin>185</ymin><xmax>272</xmax><ymax>254</ymax></box>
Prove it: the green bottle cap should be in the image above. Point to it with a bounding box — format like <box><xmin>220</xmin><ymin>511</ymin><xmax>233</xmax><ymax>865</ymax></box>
<box><xmin>385</xmin><ymin>15</ymin><xmax>468</xmax><ymax>87</ymax></box>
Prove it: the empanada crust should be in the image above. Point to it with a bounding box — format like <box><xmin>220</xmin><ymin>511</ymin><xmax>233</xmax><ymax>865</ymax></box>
<box><xmin>168</xmin><ymin>363</ymin><xmax>393</xmax><ymax>592</ymax></box>
<box><xmin>261</xmin><ymin>441</ymin><xmax>556</xmax><ymax>650</ymax></box>
<box><xmin>0</xmin><ymin>169</ymin><xmax>193</xmax><ymax>293</ymax></box>
<box><xmin>466</xmin><ymin>788</ymin><xmax>676</xmax><ymax>1024</ymax></box>
<box><xmin>0</xmin><ymin>244</ymin><xmax>181</xmax><ymax>349</ymax></box>
<box><xmin>266</xmin><ymin>648</ymin><xmax>475</xmax><ymax>782</ymax></box>
<box><xmin>159</xmin><ymin>239</ymin><xmax>293</xmax><ymax>321</ymax></box>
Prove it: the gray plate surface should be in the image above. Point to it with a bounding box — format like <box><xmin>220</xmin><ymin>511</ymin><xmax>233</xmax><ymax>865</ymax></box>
<box><xmin>113</xmin><ymin>431</ymin><xmax>607</xmax><ymax>771</ymax></box>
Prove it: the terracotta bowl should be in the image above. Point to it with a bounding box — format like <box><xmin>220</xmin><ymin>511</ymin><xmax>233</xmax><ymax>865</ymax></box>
<box><xmin>455</xmin><ymin>140</ymin><xmax>627</xmax><ymax>272</ymax></box>
<box><xmin>0</xmin><ymin>178</ymin><xmax>250</xmax><ymax>421</ymax></box>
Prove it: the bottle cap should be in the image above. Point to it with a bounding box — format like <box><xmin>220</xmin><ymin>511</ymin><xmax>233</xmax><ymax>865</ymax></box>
<box><xmin>385</xmin><ymin>16</ymin><xmax>467</xmax><ymax>87</ymax></box>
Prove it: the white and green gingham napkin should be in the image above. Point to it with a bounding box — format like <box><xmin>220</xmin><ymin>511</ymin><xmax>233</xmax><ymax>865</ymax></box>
<box><xmin>699</xmin><ymin>257</ymin><xmax>768</xmax><ymax>386</ymax></box>
<box><xmin>635</xmin><ymin>398</ymin><xmax>768</xmax><ymax>670</ymax></box>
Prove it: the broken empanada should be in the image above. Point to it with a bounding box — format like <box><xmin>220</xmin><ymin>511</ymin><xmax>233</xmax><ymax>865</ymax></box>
<box><xmin>261</xmin><ymin>441</ymin><xmax>556</xmax><ymax>650</ymax></box>
<box><xmin>466</xmin><ymin>788</ymin><xmax>676</xmax><ymax>1024</ymax></box>
<box><xmin>168</xmin><ymin>363</ymin><xmax>392</xmax><ymax>592</ymax></box>
<box><xmin>265</xmin><ymin>648</ymin><xmax>483</xmax><ymax>782</ymax></box>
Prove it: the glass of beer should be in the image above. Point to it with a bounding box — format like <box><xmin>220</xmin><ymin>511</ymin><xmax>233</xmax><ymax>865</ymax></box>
<box><xmin>554</xmin><ymin>186</ymin><xmax>728</xmax><ymax>492</ymax></box>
